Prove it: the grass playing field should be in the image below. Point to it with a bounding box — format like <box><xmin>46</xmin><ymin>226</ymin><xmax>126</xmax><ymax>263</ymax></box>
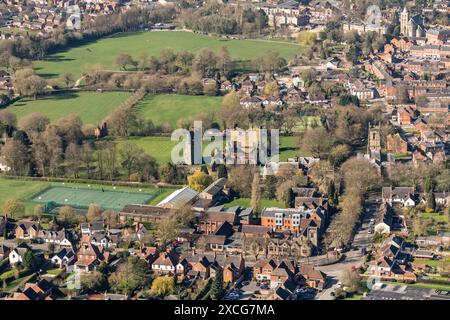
<box><xmin>134</xmin><ymin>94</ymin><xmax>223</xmax><ymax>128</ymax></box>
<box><xmin>30</xmin><ymin>186</ymin><xmax>155</xmax><ymax>211</ymax></box>
<box><xmin>33</xmin><ymin>31</ymin><xmax>301</xmax><ymax>79</ymax></box>
<box><xmin>7</xmin><ymin>91</ymin><xmax>131</xmax><ymax>125</ymax></box>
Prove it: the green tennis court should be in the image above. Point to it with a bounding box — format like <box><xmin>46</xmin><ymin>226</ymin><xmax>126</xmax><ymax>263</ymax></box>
<box><xmin>30</xmin><ymin>186</ymin><xmax>155</xmax><ymax>211</ymax></box>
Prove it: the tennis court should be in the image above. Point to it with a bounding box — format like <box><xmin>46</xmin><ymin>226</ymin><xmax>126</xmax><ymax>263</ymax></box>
<box><xmin>30</xmin><ymin>186</ymin><xmax>155</xmax><ymax>211</ymax></box>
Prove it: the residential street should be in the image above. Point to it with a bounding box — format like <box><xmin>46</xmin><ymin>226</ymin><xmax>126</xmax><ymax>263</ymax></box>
<box><xmin>315</xmin><ymin>195</ymin><xmax>380</xmax><ymax>300</ymax></box>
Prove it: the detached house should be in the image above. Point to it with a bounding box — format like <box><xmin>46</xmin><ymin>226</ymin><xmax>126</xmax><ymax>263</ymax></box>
<box><xmin>9</xmin><ymin>243</ymin><xmax>32</xmax><ymax>265</ymax></box>
<box><xmin>382</xmin><ymin>187</ymin><xmax>417</xmax><ymax>206</ymax></box>
<box><xmin>51</xmin><ymin>247</ymin><xmax>75</xmax><ymax>267</ymax></box>
<box><xmin>253</xmin><ymin>258</ymin><xmax>278</xmax><ymax>281</ymax></box>
<box><xmin>74</xmin><ymin>237</ymin><xmax>108</xmax><ymax>272</ymax></box>
<box><xmin>183</xmin><ymin>254</ymin><xmax>212</xmax><ymax>280</ymax></box>
<box><xmin>151</xmin><ymin>250</ymin><xmax>184</xmax><ymax>275</ymax></box>
<box><xmin>80</xmin><ymin>221</ymin><xmax>104</xmax><ymax>236</ymax></box>
<box><xmin>240</xmin><ymin>96</ymin><xmax>262</xmax><ymax>109</ymax></box>
<box><xmin>297</xmin><ymin>265</ymin><xmax>327</xmax><ymax>290</ymax></box>
<box><xmin>219</xmin><ymin>255</ymin><xmax>245</xmax><ymax>283</ymax></box>
<box><xmin>262</xmin><ymin>96</ymin><xmax>283</xmax><ymax>109</ymax></box>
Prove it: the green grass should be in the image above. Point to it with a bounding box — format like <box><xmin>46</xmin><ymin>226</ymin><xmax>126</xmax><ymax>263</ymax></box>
<box><xmin>44</xmin><ymin>268</ymin><xmax>64</xmax><ymax>276</ymax></box>
<box><xmin>7</xmin><ymin>91</ymin><xmax>131</xmax><ymax>125</ymax></box>
<box><xmin>419</xmin><ymin>212</ymin><xmax>448</xmax><ymax>223</ymax></box>
<box><xmin>223</xmin><ymin>197</ymin><xmax>286</xmax><ymax>209</ymax></box>
<box><xmin>3</xmin><ymin>273</ymin><xmax>36</xmax><ymax>292</ymax></box>
<box><xmin>413</xmin><ymin>258</ymin><xmax>450</xmax><ymax>268</ymax></box>
<box><xmin>0</xmin><ymin>269</ymin><xmax>16</xmax><ymax>281</ymax></box>
<box><xmin>148</xmin><ymin>188</ymin><xmax>178</xmax><ymax>206</ymax></box>
<box><xmin>0</xmin><ymin>178</ymin><xmax>47</xmax><ymax>214</ymax></box>
<box><xmin>34</xmin><ymin>31</ymin><xmax>301</xmax><ymax>79</ymax></box>
<box><xmin>134</xmin><ymin>94</ymin><xmax>223</xmax><ymax>128</ymax></box>
<box><xmin>278</xmin><ymin>135</ymin><xmax>311</xmax><ymax>161</ymax></box>
<box><xmin>117</xmin><ymin>137</ymin><xmax>179</xmax><ymax>165</ymax></box>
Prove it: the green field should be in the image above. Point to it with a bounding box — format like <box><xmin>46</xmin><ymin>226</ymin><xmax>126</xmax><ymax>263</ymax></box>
<box><xmin>278</xmin><ymin>135</ymin><xmax>310</xmax><ymax>161</ymax></box>
<box><xmin>33</xmin><ymin>31</ymin><xmax>301</xmax><ymax>79</ymax></box>
<box><xmin>134</xmin><ymin>94</ymin><xmax>223</xmax><ymax>127</ymax></box>
<box><xmin>118</xmin><ymin>137</ymin><xmax>179</xmax><ymax>165</ymax></box>
<box><xmin>120</xmin><ymin>134</ymin><xmax>308</xmax><ymax>165</ymax></box>
<box><xmin>30</xmin><ymin>186</ymin><xmax>156</xmax><ymax>211</ymax></box>
<box><xmin>7</xmin><ymin>91</ymin><xmax>130</xmax><ymax>125</ymax></box>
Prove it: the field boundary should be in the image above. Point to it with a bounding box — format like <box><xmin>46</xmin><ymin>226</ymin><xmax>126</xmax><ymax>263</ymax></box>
<box><xmin>0</xmin><ymin>174</ymin><xmax>183</xmax><ymax>189</ymax></box>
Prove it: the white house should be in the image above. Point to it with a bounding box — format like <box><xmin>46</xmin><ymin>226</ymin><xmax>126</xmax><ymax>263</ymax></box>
<box><xmin>374</xmin><ymin>203</ymin><xmax>393</xmax><ymax>235</ymax></box>
<box><xmin>80</xmin><ymin>221</ymin><xmax>104</xmax><ymax>236</ymax></box>
<box><xmin>8</xmin><ymin>243</ymin><xmax>30</xmax><ymax>265</ymax></box>
<box><xmin>382</xmin><ymin>187</ymin><xmax>417</xmax><ymax>207</ymax></box>
<box><xmin>51</xmin><ymin>248</ymin><xmax>75</xmax><ymax>267</ymax></box>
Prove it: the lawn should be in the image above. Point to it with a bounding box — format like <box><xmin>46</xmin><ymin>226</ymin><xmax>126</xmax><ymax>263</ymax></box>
<box><xmin>117</xmin><ymin>136</ymin><xmax>179</xmax><ymax>165</ymax></box>
<box><xmin>223</xmin><ymin>197</ymin><xmax>286</xmax><ymax>209</ymax></box>
<box><xmin>7</xmin><ymin>91</ymin><xmax>130</xmax><ymax>125</ymax></box>
<box><xmin>419</xmin><ymin>212</ymin><xmax>448</xmax><ymax>223</ymax></box>
<box><xmin>0</xmin><ymin>178</ymin><xmax>47</xmax><ymax>214</ymax></box>
<box><xmin>134</xmin><ymin>94</ymin><xmax>223</xmax><ymax>128</ymax></box>
<box><xmin>278</xmin><ymin>135</ymin><xmax>311</xmax><ymax>161</ymax></box>
<box><xmin>33</xmin><ymin>31</ymin><xmax>301</xmax><ymax>79</ymax></box>
<box><xmin>413</xmin><ymin>257</ymin><xmax>450</xmax><ymax>268</ymax></box>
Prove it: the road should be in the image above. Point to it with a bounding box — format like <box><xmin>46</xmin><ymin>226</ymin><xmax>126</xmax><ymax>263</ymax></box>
<box><xmin>315</xmin><ymin>195</ymin><xmax>380</xmax><ymax>300</ymax></box>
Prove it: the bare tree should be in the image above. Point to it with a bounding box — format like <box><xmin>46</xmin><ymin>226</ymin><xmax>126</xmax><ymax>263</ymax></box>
<box><xmin>1</xmin><ymin>138</ymin><xmax>30</xmax><ymax>175</ymax></box>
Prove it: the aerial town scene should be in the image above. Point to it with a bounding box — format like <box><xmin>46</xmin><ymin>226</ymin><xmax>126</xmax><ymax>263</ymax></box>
<box><xmin>0</xmin><ymin>0</ymin><xmax>449</xmax><ymax>304</ymax></box>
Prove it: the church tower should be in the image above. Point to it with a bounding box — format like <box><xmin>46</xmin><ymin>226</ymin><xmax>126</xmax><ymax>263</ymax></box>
<box><xmin>368</xmin><ymin>123</ymin><xmax>381</xmax><ymax>153</ymax></box>
<box><xmin>400</xmin><ymin>7</ymin><xmax>409</xmax><ymax>36</ymax></box>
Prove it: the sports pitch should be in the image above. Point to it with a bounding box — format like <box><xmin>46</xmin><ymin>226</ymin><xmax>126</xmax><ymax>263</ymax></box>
<box><xmin>30</xmin><ymin>186</ymin><xmax>155</xmax><ymax>211</ymax></box>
